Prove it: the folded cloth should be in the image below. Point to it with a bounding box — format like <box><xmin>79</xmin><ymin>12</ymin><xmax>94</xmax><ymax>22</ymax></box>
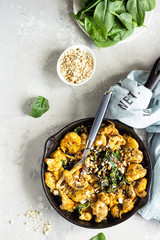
<box><xmin>107</xmin><ymin>70</ymin><xmax>160</xmax><ymax>221</ymax></box>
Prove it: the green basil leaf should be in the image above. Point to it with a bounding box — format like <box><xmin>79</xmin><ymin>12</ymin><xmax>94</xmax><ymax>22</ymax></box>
<box><xmin>143</xmin><ymin>0</ymin><xmax>156</xmax><ymax>11</ymax></box>
<box><xmin>126</xmin><ymin>0</ymin><xmax>145</xmax><ymax>26</ymax></box>
<box><xmin>91</xmin><ymin>233</ymin><xmax>106</xmax><ymax>240</ymax></box>
<box><xmin>30</xmin><ymin>96</ymin><xmax>49</xmax><ymax>118</ymax></box>
<box><xmin>84</xmin><ymin>16</ymin><xmax>108</xmax><ymax>42</ymax></box>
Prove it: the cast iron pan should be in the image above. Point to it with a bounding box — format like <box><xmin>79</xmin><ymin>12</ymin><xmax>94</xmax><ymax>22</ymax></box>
<box><xmin>41</xmin><ymin>57</ymin><xmax>160</xmax><ymax>228</ymax></box>
<box><xmin>41</xmin><ymin>118</ymin><xmax>152</xmax><ymax>228</ymax></box>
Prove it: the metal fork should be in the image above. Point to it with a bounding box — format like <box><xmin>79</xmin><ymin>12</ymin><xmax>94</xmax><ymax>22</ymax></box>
<box><xmin>75</xmin><ymin>91</ymin><xmax>112</xmax><ymax>167</ymax></box>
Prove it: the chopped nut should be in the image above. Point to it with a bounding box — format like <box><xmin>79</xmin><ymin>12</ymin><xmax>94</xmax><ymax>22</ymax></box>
<box><xmin>43</xmin><ymin>222</ymin><xmax>51</xmax><ymax>235</ymax></box>
<box><xmin>9</xmin><ymin>220</ymin><xmax>14</xmax><ymax>225</ymax></box>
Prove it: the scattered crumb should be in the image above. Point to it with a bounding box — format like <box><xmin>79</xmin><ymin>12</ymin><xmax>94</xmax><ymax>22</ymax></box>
<box><xmin>25</xmin><ymin>209</ymin><xmax>40</xmax><ymax>219</ymax></box>
<box><xmin>39</xmin><ymin>211</ymin><xmax>43</xmax><ymax>216</ymax></box>
<box><xmin>25</xmin><ymin>222</ymin><xmax>28</xmax><ymax>226</ymax></box>
<box><xmin>34</xmin><ymin>227</ymin><xmax>39</xmax><ymax>233</ymax></box>
<box><xmin>43</xmin><ymin>222</ymin><xmax>51</xmax><ymax>235</ymax></box>
<box><xmin>9</xmin><ymin>220</ymin><xmax>14</xmax><ymax>225</ymax></box>
<box><xmin>17</xmin><ymin>214</ymin><xmax>21</xmax><ymax>217</ymax></box>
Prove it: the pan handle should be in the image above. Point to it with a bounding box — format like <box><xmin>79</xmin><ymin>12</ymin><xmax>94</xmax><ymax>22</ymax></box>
<box><xmin>144</xmin><ymin>57</ymin><xmax>160</xmax><ymax>91</ymax></box>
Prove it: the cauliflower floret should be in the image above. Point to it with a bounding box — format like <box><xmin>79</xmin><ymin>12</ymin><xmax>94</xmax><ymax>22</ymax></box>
<box><xmin>125</xmin><ymin>164</ymin><xmax>147</xmax><ymax>182</ymax></box>
<box><xmin>123</xmin><ymin>135</ymin><xmax>139</xmax><ymax>149</ymax></box>
<box><xmin>120</xmin><ymin>198</ymin><xmax>134</xmax><ymax>216</ymax></box>
<box><xmin>68</xmin><ymin>185</ymin><xmax>94</xmax><ymax>202</ymax></box>
<box><xmin>123</xmin><ymin>135</ymin><xmax>143</xmax><ymax>163</ymax></box>
<box><xmin>135</xmin><ymin>178</ymin><xmax>147</xmax><ymax>198</ymax></box>
<box><xmin>63</xmin><ymin>163</ymin><xmax>91</xmax><ymax>190</ymax></box>
<box><xmin>45</xmin><ymin>172</ymin><xmax>56</xmax><ymax>191</ymax></box>
<box><xmin>59</xmin><ymin>189</ymin><xmax>75</xmax><ymax>212</ymax></box>
<box><xmin>79</xmin><ymin>211</ymin><xmax>92</xmax><ymax>221</ymax></box>
<box><xmin>45</xmin><ymin>150</ymin><xmax>66</xmax><ymax>172</ymax></box>
<box><xmin>45</xmin><ymin>150</ymin><xmax>67</xmax><ymax>181</ymax></box>
<box><xmin>108</xmin><ymin>134</ymin><xmax>126</xmax><ymax>151</ymax></box>
<box><xmin>80</xmin><ymin>133</ymin><xmax>88</xmax><ymax>149</ymax></box>
<box><xmin>99</xmin><ymin>123</ymin><xmax>119</xmax><ymax>135</ymax></box>
<box><xmin>110</xmin><ymin>205</ymin><xmax>121</xmax><ymax>218</ymax></box>
<box><xmin>97</xmin><ymin>192</ymin><xmax>110</xmax><ymax>205</ymax></box>
<box><xmin>60</xmin><ymin>132</ymin><xmax>81</xmax><ymax>154</ymax></box>
<box><xmin>91</xmin><ymin>200</ymin><xmax>108</xmax><ymax>223</ymax></box>
<box><xmin>95</xmin><ymin>134</ymin><xmax>106</xmax><ymax>148</ymax></box>
<box><xmin>126</xmin><ymin>184</ymin><xmax>136</xmax><ymax>200</ymax></box>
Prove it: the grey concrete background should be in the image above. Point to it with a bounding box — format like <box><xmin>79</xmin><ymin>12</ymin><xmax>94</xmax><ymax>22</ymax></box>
<box><xmin>0</xmin><ymin>0</ymin><xmax>160</xmax><ymax>239</ymax></box>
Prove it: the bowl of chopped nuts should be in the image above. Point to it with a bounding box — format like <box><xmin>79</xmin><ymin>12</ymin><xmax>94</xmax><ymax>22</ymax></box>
<box><xmin>57</xmin><ymin>45</ymin><xmax>96</xmax><ymax>86</ymax></box>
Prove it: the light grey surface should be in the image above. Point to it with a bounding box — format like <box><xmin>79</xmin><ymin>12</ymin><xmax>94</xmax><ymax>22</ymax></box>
<box><xmin>0</xmin><ymin>0</ymin><xmax>160</xmax><ymax>240</ymax></box>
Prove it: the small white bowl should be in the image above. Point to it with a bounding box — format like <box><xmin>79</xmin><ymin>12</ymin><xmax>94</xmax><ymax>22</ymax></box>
<box><xmin>57</xmin><ymin>45</ymin><xmax>96</xmax><ymax>86</ymax></box>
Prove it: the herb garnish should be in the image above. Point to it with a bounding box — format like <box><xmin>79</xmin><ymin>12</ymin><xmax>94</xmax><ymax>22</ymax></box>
<box><xmin>61</xmin><ymin>159</ymin><xmax>66</xmax><ymax>166</ymax></box>
<box><xmin>73</xmin><ymin>126</ymin><xmax>81</xmax><ymax>134</ymax></box>
<box><xmin>99</xmin><ymin>150</ymin><xmax>126</xmax><ymax>192</ymax></box>
<box><xmin>75</xmin><ymin>201</ymin><xmax>90</xmax><ymax>212</ymax></box>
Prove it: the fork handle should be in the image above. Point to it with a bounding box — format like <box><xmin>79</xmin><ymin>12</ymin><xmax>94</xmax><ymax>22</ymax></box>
<box><xmin>86</xmin><ymin>91</ymin><xmax>112</xmax><ymax>149</ymax></box>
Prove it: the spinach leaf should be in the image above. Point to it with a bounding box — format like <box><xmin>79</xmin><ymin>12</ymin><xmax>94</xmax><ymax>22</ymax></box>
<box><xmin>110</xmin><ymin>11</ymin><xmax>133</xmax><ymax>30</ymax></box>
<box><xmin>108</xmin><ymin>20</ymin><xmax>135</xmax><ymax>42</ymax></box>
<box><xmin>80</xmin><ymin>0</ymin><xmax>91</xmax><ymax>8</ymax></box>
<box><xmin>91</xmin><ymin>233</ymin><xmax>106</xmax><ymax>240</ymax></box>
<box><xmin>78</xmin><ymin>19</ymin><xmax>85</xmax><ymax>27</ymax></box>
<box><xmin>94</xmin><ymin>38</ymin><xmax>117</xmax><ymax>48</ymax></box>
<box><xmin>94</xmin><ymin>0</ymin><xmax>108</xmax><ymax>23</ymax></box>
<box><xmin>105</xmin><ymin>0</ymin><xmax>126</xmax><ymax>32</ymax></box>
<box><xmin>75</xmin><ymin>201</ymin><xmax>90</xmax><ymax>212</ymax></box>
<box><xmin>143</xmin><ymin>0</ymin><xmax>156</xmax><ymax>11</ymax></box>
<box><xmin>84</xmin><ymin>16</ymin><xmax>108</xmax><ymax>42</ymax></box>
<box><xmin>127</xmin><ymin>0</ymin><xmax>145</xmax><ymax>26</ymax></box>
<box><xmin>72</xmin><ymin>0</ymin><xmax>102</xmax><ymax>20</ymax></box>
<box><xmin>30</xmin><ymin>96</ymin><xmax>49</xmax><ymax>118</ymax></box>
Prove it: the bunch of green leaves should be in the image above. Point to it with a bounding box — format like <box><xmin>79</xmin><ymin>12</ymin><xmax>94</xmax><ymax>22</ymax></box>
<box><xmin>100</xmin><ymin>150</ymin><xmax>126</xmax><ymax>192</ymax></box>
<box><xmin>30</xmin><ymin>96</ymin><xmax>49</xmax><ymax>118</ymax></box>
<box><xmin>72</xmin><ymin>0</ymin><xmax>156</xmax><ymax>48</ymax></box>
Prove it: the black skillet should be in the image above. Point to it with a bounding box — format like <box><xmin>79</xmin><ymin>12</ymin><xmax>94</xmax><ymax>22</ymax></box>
<box><xmin>41</xmin><ymin>57</ymin><xmax>160</xmax><ymax>228</ymax></box>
